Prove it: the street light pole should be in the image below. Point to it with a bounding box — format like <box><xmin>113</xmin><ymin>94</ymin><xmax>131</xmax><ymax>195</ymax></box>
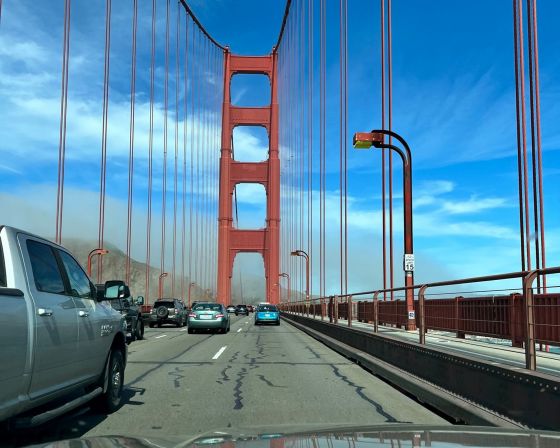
<box><xmin>279</xmin><ymin>272</ymin><xmax>291</xmax><ymax>304</ymax></box>
<box><xmin>158</xmin><ymin>272</ymin><xmax>168</xmax><ymax>299</ymax></box>
<box><xmin>290</xmin><ymin>250</ymin><xmax>309</xmax><ymax>310</ymax></box>
<box><xmin>87</xmin><ymin>248</ymin><xmax>109</xmax><ymax>277</ymax></box>
<box><xmin>188</xmin><ymin>281</ymin><xmax>195</xmax><ymax>308</ymax></box>
<box><xmin>353</xmin><ymin>129</ymin><xmax>416</xmax><ymax>330</ymax></box>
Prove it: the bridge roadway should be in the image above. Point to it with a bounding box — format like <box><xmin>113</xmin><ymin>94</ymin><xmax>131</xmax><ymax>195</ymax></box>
<box><xmin>4</xmin><ymin>316</ymin><xmax>447</xmax><ymax>446</ymax></box>
<box><xmin>301</xmin><ymin>314</ymin><xmax>560</xmax><ymax>376</ymax></box>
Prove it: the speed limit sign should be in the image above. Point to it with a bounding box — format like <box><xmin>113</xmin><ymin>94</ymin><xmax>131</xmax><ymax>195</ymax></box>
<box><xmin>404</xmin><ymin>254</ymin><xmax>415</xmax><ymax>272</ymax></box>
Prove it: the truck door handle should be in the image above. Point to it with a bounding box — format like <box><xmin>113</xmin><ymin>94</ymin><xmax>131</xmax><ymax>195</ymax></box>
<box><xmin>38</xmin><ymin>308</ymin><xmax>53</xmax><ymax>316</ymax></box>
<box><xmin>78</xmin><ymin>310</ymin><xmax>89</xmax><ymax>317</ymax></box>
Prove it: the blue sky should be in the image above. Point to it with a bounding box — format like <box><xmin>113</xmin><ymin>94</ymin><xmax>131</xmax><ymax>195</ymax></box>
<box><xmin>0</xmin><ymin>0</ymin><xmax>559</xmax><ymax>297</ymax></box>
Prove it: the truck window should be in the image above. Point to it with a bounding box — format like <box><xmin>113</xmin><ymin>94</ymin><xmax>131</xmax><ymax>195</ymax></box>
<box><xmin>0</xmin><ymin>239</ymin><xmax>6</xmax><ymax>287</ymax></box>
<box><xmin>58</xmin><ymin>250</ymin><xmax>92</xmax><ymax>299</ymax></box>
<box><xmin>27</xmin><ymin>240</ymin><xmax>65</xmax><ymax>294</ymax></box>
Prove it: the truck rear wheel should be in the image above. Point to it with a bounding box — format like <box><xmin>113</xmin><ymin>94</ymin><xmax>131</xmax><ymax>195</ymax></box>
<box><xmin>97</xmin><ymin>349</ymin><xmax>124</xmax><ymax>413</ymax></box>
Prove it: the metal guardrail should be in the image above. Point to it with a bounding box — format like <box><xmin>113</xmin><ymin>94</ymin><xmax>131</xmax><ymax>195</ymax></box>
<box><xmin>279</xmin><ymin>266</ymin><xmax>560</xmax><ymax>370</ymax></box>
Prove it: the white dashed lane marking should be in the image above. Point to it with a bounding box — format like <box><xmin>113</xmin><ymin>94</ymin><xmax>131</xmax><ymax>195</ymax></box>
<box><xmin>237</xmin><ymin>328</ymin><xmax>242</xmax><ymax>333</ymax></box>
<box><xmin>212</xmin><ymin>346</ymin><xmax>227</xmax><ymax>360</ymax></box>
<box><xmin>155</xmin><ymin>334</ymin><xmax>167</xmax><ymax>339</ymax></box>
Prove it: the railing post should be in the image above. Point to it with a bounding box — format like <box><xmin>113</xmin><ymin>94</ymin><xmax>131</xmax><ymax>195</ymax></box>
<box><xmin>329</xmin><ymin>296</ymin><xmax>333</xmax><ymax>323</ymax></box>
<box><xmin>418</xmin><ymin>285</ymin><xmax>428</xmax><ymax>345</ymax></box>
<box><xmin>348</xmin><ymin>295</ymin><xmax>353</xmax><ymax>327</ymax></box>
<box><xmin>373</xmin><ymin>292</ymin><xmax>380</xmax><ymax>333</ymax></box>
<box><xmin>320</xmin><ymin>297</ymin><xmax>324</xmax><ymax>320</ymax></box>
<box><xmin>334</xmin><ymin>295</ymin><xmax>339</xmax><ymax>324</ymax></box>
<box><xmin>523</xmin><ymin>270</ymin><xmax>538</xmax><ymax>370</ymax></box>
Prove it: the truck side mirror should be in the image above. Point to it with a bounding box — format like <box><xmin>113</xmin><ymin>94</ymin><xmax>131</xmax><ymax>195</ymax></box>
<box><xmin>104</xmin><ymin>280</ymin><xmax>130</xmax><ymax>300</ymax></box>
<box><xmin>136</xmin><ymin>296</ymin><xmax>144</xmax><ymax>305</ymax></box>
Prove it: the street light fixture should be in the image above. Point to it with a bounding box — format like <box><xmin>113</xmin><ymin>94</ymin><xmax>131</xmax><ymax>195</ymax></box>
<box><xmin>279</xmin><ymin>272</ymin><xmax>291</xmax><ymax>304</ymax></box>
<box><xmin>290</xmin><ymin>250</ymin><xmax>310</xmax><ymax>307</ymax></box>
<box><xmin>353</xmin><ymin>129</ymin><xmax>416</xmax><ymax>331</ymax></box>
<box><xmin>87</xmin><ymin>248</ymin><xmax>109</xmax><ymax>277</ymax></box>
<box><xmin>158</xmin><ymin>272</ymin><xmax>168</xmax><ymax>299</ymax></box>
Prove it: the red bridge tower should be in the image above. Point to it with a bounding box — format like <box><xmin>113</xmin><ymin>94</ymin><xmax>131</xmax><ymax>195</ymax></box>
<box><xmin>217</xmin><ymin>51</ymin><xmax>280</xmax><ymax>304</ymax></box>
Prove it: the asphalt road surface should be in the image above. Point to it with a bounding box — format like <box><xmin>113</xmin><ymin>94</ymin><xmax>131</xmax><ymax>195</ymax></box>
<box><xmin>4</xmin><ymin>315</ymin><xmax>448</xmax><ymax>446</ymax></box>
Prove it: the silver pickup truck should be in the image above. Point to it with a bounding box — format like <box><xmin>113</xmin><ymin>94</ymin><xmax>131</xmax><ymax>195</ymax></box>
<box><xmin>0</xmin><ymin>225</ymin><xmax>127</xmax><ymax>427</ymax></box>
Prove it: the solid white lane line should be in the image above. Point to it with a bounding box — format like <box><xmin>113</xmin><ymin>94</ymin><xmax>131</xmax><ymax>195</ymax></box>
<box><xmin>155</xmin><ymin>334</ymin><xmax>167</xmax><ymax>339</ymax></box>
<box><xmin>237</xmin><ymin>328</ymin><xmax>242</xmax><ymax>333</ymax></box>
<box><xmin>180</xmin><ymin>328</ymin><xmax>188</xmax><ymax>332</ymax></box>
<box><xmin>212</xmin><ymin>346</ymin><xmax>227</xmax><ymax>360</ymax></box>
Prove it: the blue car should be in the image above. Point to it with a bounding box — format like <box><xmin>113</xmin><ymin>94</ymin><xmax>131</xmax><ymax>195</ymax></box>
<box><xmin>254</xmin><ymin>304</ymin><xmax>280</xmax><ymax>326</ymax></box>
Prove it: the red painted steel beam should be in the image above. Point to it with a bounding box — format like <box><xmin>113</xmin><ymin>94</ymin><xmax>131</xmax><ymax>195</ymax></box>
<box><xmin>230</xmin><ymin>162</ymin><xmax>269</xmax><ymax>189</ymax></box>
<box><xmin>229</xmin><ymin>107</ymin><xmax>270</xmax><ymax>129</ymax></box>
<box><xmin>230</xmin><ymin>55</ymin><xmax>272</xmax><ymax>76</ymax></box>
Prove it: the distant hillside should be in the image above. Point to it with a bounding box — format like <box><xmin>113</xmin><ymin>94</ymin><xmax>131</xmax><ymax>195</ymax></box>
<box><xmin>63</xmin><ymin>239</ymin><xmax>208</xmax><ymax>303</ymax></box>
<box><xmin>62</xmin><ymin>239</ymin><xmax>300</xmax><ymax>305</ymax></box>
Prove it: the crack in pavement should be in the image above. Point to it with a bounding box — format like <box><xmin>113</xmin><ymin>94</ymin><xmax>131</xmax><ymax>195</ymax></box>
<box><xmin>168</xmin><ymin>367</ymin><xmax>185</xmax><ymax>388</ymax></box>
<box><xmin>329</xmin><ymin>364</ymin><xmax>403</xmax><ymax>423</ymax></box>
<box><xmin>257</xmin><ymin>374</ymin><xmax>286</xmax><ymax>388</ymax></box>
<box><xmin>233</xmin><ymin>367</ymin><xmax>248</xmax><ymax>410</ymax></box>
<box><xmin>217</xmin><ymin>364</ymin><xmax>232</xmax><ymax>384</ymax></box>
<box><xmin>127</xmin><ymin>334</ymin><xmax>213</xmax><ymax>387</ymax></box>
<box><xmin>305</xmin><ymin>345</ymin><xmax>322</xmax><ymax>359</ymax></box>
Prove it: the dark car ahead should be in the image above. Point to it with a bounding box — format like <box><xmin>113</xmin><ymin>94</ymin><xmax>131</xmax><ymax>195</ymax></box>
<box><xmin>235</xmin><ymin>304</ymin><xmax>249</xmax><ymax>316</ymax></box>
<box><xmin>255</xmin><ymin>304</ymin><xmax>280</xmax><ymax>325</ymax></box>
<box><xmin>149</xmin><ymin>299</ymin><xmax>187</xmax><ymax>328</ymax></box>
<box><xmin>226</xmin><ymin>305</ymin><xmax>236</xmax><ymax>313</ymax></box>
<box><xmin>247</xmin><ymin>305</ymin><xmax>254</xmax><ymax>313</ymax></box>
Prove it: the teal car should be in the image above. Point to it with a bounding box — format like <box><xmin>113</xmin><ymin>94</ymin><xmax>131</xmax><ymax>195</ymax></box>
<box><xmin>188</xmin><ymin>302</ymin><xmax>230</xmax><ymax>334</ymax></box>
<box><xmin>254</xmin><ymin>304</ymin><xmax>280</xmax><ymax>326</ymax></box>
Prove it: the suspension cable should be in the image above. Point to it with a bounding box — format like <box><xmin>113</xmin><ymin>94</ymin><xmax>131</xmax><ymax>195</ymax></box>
<box><xmin>97</xmin><ymin>0</ymin><xmax>112</xmax><ymax>283</ymax></box>
<box><xmin>55</xmin><ymin>0</ymin><xmax>72</xmax><ymax>245</ymax></box>
<box><xmin>125</xmin><ymin>0</ymin><xmax>138</xmax><ymax>285</ymax></box>
<box><xmin>145</xmin><ymin>0</ymin><xmax>157</xmax><ymax>303</ymax></box>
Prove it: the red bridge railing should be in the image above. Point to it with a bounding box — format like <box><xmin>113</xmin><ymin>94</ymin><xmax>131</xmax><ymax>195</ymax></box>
<box><xmin>280</xmin><ymin>266</ymin><xmax>560</xmax><ymax>371</ymax></box>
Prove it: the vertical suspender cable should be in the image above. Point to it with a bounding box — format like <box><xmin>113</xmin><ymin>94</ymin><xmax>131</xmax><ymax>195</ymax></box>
<box><xmin>513</xmin><ymin>0</ymin><xmax>526</xmax><ymax>272</ymax></box>
<box><xmin>160</xmin><ymin>0</ymin><xmax>170</xmax><ymax>298</ymax></box>
<box><xmin>380</xmin><ymin>0</ymin><xmax>387</xmax><ymax>298</ymax></box>
<box><xmin>517</xmin><ymin>0</ymin><xmax>533</xmax><ymax>271</ymax></box>
<box><xmin>526</xmin><ymin>0</ymin><xmax>546</xmax><ymax>291</ymax></box>
<box><xmin>182</xmin><ymin>13</ymin><xmax>189</xmax><ymax>300</ymax></box>
<box><xmin>387</xmin><ymin>0</ymin><xmax>394</xmax><ymax>299</ymax></box>
<box><xmin>97</xmin><ymin>0</ymin><xmax>112</xmax><ymax>284</ymax></box>
<box><xmin>343</xmin><ymin>0</ymin><xmax>348</xmax><ymax>296</ymax></box>
<box><xmin>308</xmin><ymin>0</ymin><xmax>313</xmax><ymax>300</ymax></box>
<box><xmin>126</xmin><ymin>0</ymin><xmax>138</xmax><ymax>285</ymax></box>
<box><xmin>146</xmin><ymin>0</ymin><xmax>157</xmax><ymax>302</ymax></box>
<box><xmin>300</xmin><ymin>1</ymin><xmax>305</xmax><ymax>301</ymax></box>
<box><xmin>319</xmin><ymin>0</ymin><xmax>326</xmax><ymax>298</ymax></box>
<box><xmin>194</xmin><ymin>28</ymin><xmax>201</xmax><ymax>285</ymax></box>
<box><xmin>526</xmin><ymin>0</ymin><xmax>540</xmax><ymax>287</ymax></box>
<box><xmin>189</xmin><ymin>25</ymin><xmax>195</xmax><ymax>288</ymax></box>
<box><xmin>530</xmin><ymin>0</ymin><xmax>546</xmax><ymax>291</ymax></box>
<box><xmin>55</xmin><ymin>0</ymin><xmax>72</xmax><ymax>245</ymax></box>
<box><xmin>172</xmin><ymin>3</ymin><xmax>180</xmax><ymax>297</ymax></box>
<box><xmin>339</xmin><ymin>0</ymin><xmax>348</xmax><ymax>296</ymax></box>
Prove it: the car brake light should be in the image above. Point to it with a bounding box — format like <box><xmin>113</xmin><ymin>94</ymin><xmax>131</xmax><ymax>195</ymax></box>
<box><xmin>188</xmin><ymin>313</ymin><xmax>196</xmax><ymax>318</ymax></box>
<box><xmin>215</xmin><ymin>314</ymin><xmax>224</xmax><ymax>318</ymax></box>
